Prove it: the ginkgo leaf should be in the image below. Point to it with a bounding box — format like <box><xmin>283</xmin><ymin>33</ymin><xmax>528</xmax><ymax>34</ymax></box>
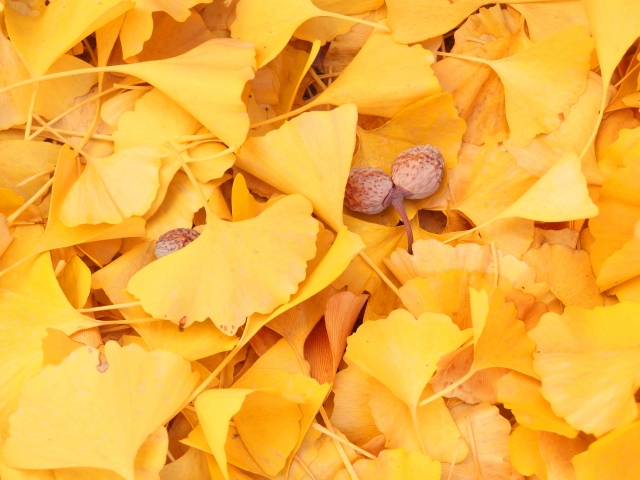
<box><xmin>386</xmin><ymin>239</ymin><xmax>554</xmax><ymax>313</ymax></box>
<box><xmin>334</xmin><ymin>449</ymin><xmax>440</xmax><ymax>480</ymax></box>
<box><xmin>369</xmin><ymin>382</ymin><xmax>469</xmax><ymax>462</ymax></box>
<box><xmin>331</xmin><ymin>364</ymin><xmax>383</xmax><ymax>447</ymax></box>
<box><xmin>114</xmin><ymin>39</ymin><xmax>256</xmax><ymax>147</ymax></box>
<box><xmin>0</xmin><ymin>141</ymin><xmax>61</xmax><ymax>200</ymax></box>
<box><xmin>590</xmin><ymin>155</ymin><xmax>640</xmax><ymax>280</ymax></box>
<box><xmin>237</xmin><ymin>105</ymin><xmax>357</xmax><ymax>231</ymax></box>
<box><xmin>128</xmin><ymin>194</ymin><xmax>319</xmax><ymax>334</ymax></box>
<box><xmin>57</xmin><ymin>255</ymin><xmax>91</xmax><ymax>309</ymax></box>
<box><xmin>386</xmin><ymin>0</ymin><xmax>542</xmax><ymax>43</ymax></box>
<box><xmin>352</xmin><ymin>93</ymin><xmax>464</xmax><ymax>173</ymax></box>
<box><xmin>522</xmin><ymin>243</ymin><xmax>604</xmax><ymax>308</ymax></box>
<box><xmin>266</xmin><ymin>285</ymin><xmax>336</xmax><ymax>361</ymax></box>
<box><xmin>511</xmin><ymin>2</ymin><xmax>589</xmax><ymax>42</ymax></box>
<box><xmin>497</xmin><ymin>371</ymin><xmax>578</xmax><ymax>437</ymax></box>
<box><xmin>581</xmin><ymin>0</ymin><xmax>640</xmax><ymax>84</ymax></box>
<box><xmin>288</xmin><ymin>427</ymin><xmax>361</xmax><ymax>480</ymax></box>
<box><xmin>496</xmin><ymin>153</ymin><xmax>597</xmax><ymax>223</ymax></box>
<box><xmin>487</xmin><ymin>26</ymin><xmax>593</xmax><ymax>146</ymax></box>
<box><xmin>195</xmin><ymin>388</ymin><xmax>253</xmax><ymax>478</ymax></box>
<box><xmin>159</xmin><ymin>447</ymin><xmax>210</xmax><ymax>480</ymax></box>
<box><xmin>113</xmin><ymin>88</ymin><xmax>201</xmax><ymax>153</ymax></box>
<box><xmin>242</xmin><ymin>226</ymin><xmax>364</xmax><ymax>343</ymax></box>
<box><xmin>3</xmin><ymin>342</ymin><xmax>198</xmax><ymax>480</ymax></box>
<box><xmin>34</xmin><ymin>55</ymin><xmax>97</xmax><ymax>121</ymax></box>
<box><xmin>0</xmin><ymin>226</ymin><xmax>96</xmax><ymax>435</ymax></box>
<box><xmin>0</xmin><ymin>215</ymin><xmax>11</xmax><ymax>258</ymax></box>
<box><xmin>508</xmin><ymin>425</ymin><xmax>546</xmax><ymax>478</ymax></box>
<box><xmin>0</xmin><ymin>35</ymin><xmax>32</xmax><ymax>130</ymax></box>
<box><xmin>453</xmin><ymin>141</ymin><xmax>536</xmax><ymax>257</ymax></box>
<box><xmin>60</xmin><ymin>146</ymin><xmax>162</xmax><ymax>226</ymax></box>
<box><xmin>233</xmin><ymin>369</ymin><xmax>329</xmax><ymax>477</ymax></box>
<box><xmin>420</xmin><ymin>282</ymin><xmax>537</xmax><ymax>406</ymax></box>
<box><xmin>5</xmin><ymin>0</ymin><xmax>133</xmax><ymax>76</ymax></box>
<box><xmin>38</xmin><ymin>145</ymin><xmax>146</xmax><ymax>253</ymax></box>
<box><xmin>333</xmin><ymin>215</ymin><xmax>406</xmax><ymax>317</ymax></box>
<box><xmin>504</xmin><ymin>73</ymin><xmax>605</xmax><ymax>184</ymax></box>
<box><xmin>54</xmin><ymin>426</ymin><xmax>169</xmax><ymax>480</ymax></box>
<box><xmin>469</xmin><ymin>284</ymin><xmax>537</xmax><ymax>377</ymax></box>
<box><xmin>345</xmin><ymin>309</ymin><xmax>472</xmax><ymax>408</ymax></box>
<box><xmin>231</xmin><ymin>0</ymin><xmax>385</xmax><ymax>68</ymax></box>
<box><xmin>119</xmin><ymin>0</ymin><xmax>202</xmax><ymax>60</ymax></box>
<box><xmin>529</xmin><ymin>302</ymin><xmax>640</xmax><ymax>436</ymax></box>
<box><xmin>307</xmin><ymin>30</ymin><xmax>441</xmax><ymax>118</ymax></box>
<box><xmin>441</xmin><ymin>402</ymin><xmax>517</xmax><ymax>480</ymax></box>
<box><xmin>572</xmin><ymin>421</ymin><xmax>640</xmax><ymax>480</ymax></box>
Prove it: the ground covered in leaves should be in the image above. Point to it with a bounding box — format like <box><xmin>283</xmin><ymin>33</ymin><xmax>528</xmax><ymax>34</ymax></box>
<box><xmin>1</xmin><ymin>0</ymin><xmax>640</xmax><ymax>479</ymax></box>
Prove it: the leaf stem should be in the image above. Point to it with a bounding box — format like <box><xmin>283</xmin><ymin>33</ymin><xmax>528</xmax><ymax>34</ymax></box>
<box><xmin>312</xmin><ymin>423</ymin><xmax>376</xmax><ymax>459</ymax></box>
<box><xmin>324</xmin><ymin>12</ymin><xmax>390</xmax><ymax>31</ymax></box>
<box><xmin>418</xmin><ymin>369</ymin><xmax>475</xmax><ymax>407</ymax></box>
<box><xmin>165</xmin><ymin>142</ymin><xmax>215</xmax><ymax>219</ymax></box>
<box><xmin>77</xmin><ymin>301</ymin><xmax>141</xmax><ymax>313</ymax></box>
<box><xmin>6</xmin><ymin>176</ymin><xmax>54</xmax><ymax>225</ymax></box>
<box><xmin>436</xmin><ymin>51</ymin><xmax>492</xmax><ymax>66</ymax></box>
<box><xmin>357</xmin><ymin>251</ymin><xmax>400</xmax><ymax>297</ymax></box>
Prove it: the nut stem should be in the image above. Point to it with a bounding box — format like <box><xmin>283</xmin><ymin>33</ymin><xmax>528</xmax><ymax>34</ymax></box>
<box><xmin>390</xmin><ymin>188</ymin><xmax>414</xmax><ymax>255</ymax></box>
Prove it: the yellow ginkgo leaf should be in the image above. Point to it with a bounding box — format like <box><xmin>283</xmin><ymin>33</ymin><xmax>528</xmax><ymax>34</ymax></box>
<box><xmin>119</xmin><ymin>0</ymin><xmax>202</xmax><ymax>60</ymax></box>
<box><xmin>233</xmin><ymin>368</ymin><xmax>330</xmax><ymax>477</ymax></box>
<box><xmin>114</xmin><ymin>39</ymin><xmax>256</xmax><ymax>147</ymax></box>
<box><xmin>0</xmin><ymin>226</ymin><xmax>96</xmax><ymax>435</ymax></box>
<box><xmin>420</xmin><ymin>282</ymin><xmax>537</xmax><ymax>406</ymax></box>
<box><xmin>352</xmin><ymin>93</ymin><xmax>464</xmax><ymax>173</ymax></box>
<box><xmin>128</xmin><ymin>194</ymin><xmax>319</xmax><ymax>334</ymax></box>
<box><xmin>590</xmin><ymin>155</ymin><xmax>640</xmax><ymax>285</ymax></box>
<box><xmin>508</xmin><ymin>425</ymin><xmax>546</xmax><ymax>479</ymax></box>
<box><xmin>487</xmin><ymin>26</ymin><xmax>593</xmax><ymax>146</ymax></box>
<box><xmin>60</xmin><ymin>146</ymin><xmax>162</xmax><ymax>226</ymax></box>
<box><xmin>333</xmin><ymin>215</ymin><xmax>406</xmax><ymax>316</ymax></box>
<box><xmin>504</xmin><ymin>73</ymin><xmax>605</xmax><ymax>184</ymax></box>
<box><xmin>0</xmin><ymin>141</ymin><xmax>61</xmax><ymax>200</ymax></box>
<box><xmin>38</xmin><ymin>146</ymin><xmax>146</xmax><ymax>253</ymax></box>
<box><xmin>572</xmin><ymin>421</ymin><xmax>640</xmax><ymax>480</ymax></box>
<box><xmin>57</xmin><ymin>255</ymin><xmax>91</xmax><ymax>309</ymax></box>
<box><xmin>522</xmin><ymin>243</ymin><xmax>604</xmax><ymax>308</ymax></box>
<box><xmin>496</xmin><ymin>153</ymin><xmax>597</xmax><ymax>223</ymax></box>
<box><xmin>369</xmin><ymin>382</ymin><xmax>468</xmax><ymax>462</ymax></box>
<box><xmin>159</xmin><ymin>447</ymin><xmax>210</xmax><ymax>480</ymax></box>
<box><xmin>3</xmin><ymin>342</ymin><xmax>198</xmax><ymax>480</ymax></box>
<box><xmin>528</xmin><ymin>302</ymin><xmax>640</xmax><ymax>436</ymax></box>
<box><xmin>237</xmin><ymin>105</ymin><xmax>357</xmax><ymax>231</ymax></box>
<box><xmin>0</xmin><ymin>214</ymin><xmax>12</xmax><ymax>258</ymax></box>
<box><xmin>334</xmin><ymin>449</ymin><xmax>440</xmax><ymax>480</ymax></box>
<box><xmin>34</xmin><ymin>55</ymin><xmax>97</xmax><ymax>121</ymax></box>
<box><xmin>441</xmin><ymin>402</ymin><xmax>517</xmax><ymax>480</ymax></box>
<box><xmin>242</xmin><ymin>226</ymin><xmax>364</xmax><ymax>343</ymax></box>
<box><xmin>113</xmin><ymin>88</ymin><xmax>201</xmax><ymax>153</ymax></box>
<box><xmin>497</xmin><ymin>371</ymin><xmax>578</xmax><ymax>437</ymax></box>
<box><xmin>0</xmin><ymin>35</ymin><xmax>32</xmax><ymax>131</ymax></box>
<box><xmin>453</xmin><ymin>141</ymin><xmax>536</xmax><ymax>257</ymax></box>
<box><xmin>193</xmin><ymin>390</ymin><xmax>248</xmax><ymax>477</ymax></box>
<box><xmin>5</xmin><ymin>0</ymin><xmax>134</xmax><ymax>76</ymax></box>
<box><xmin>231</xmin><ymin>0</ymin><xmax>385</xmax><ymax>68</ymax></box>
<box><xmin>511</xmin><ymin>2</ymin><xmax>590</xmax><ymax>42</ymax></box>
<box><xmin>386</xmin><ymin>239</ymin><xmax>555</xmax><ymax>313</ymax></box>
<box><xmin>288</xmin><ymin>427</ymin><xmax>361</xmax><ymax>480</ymax></box>
<box><xmin>331</xmin><ymin>364</ymin><xmax>382</xmax><ymax>447</ymax></box>
<box><xmin>308</xmin><ymin>30</ymin><xmax>441</xmax><ymax>118</ymax></box>
<box><xmin>581</xmin><ymin>0</ymin><xmax>640</xmax><ymax>85</ymax></box>
<box><xmin>345</xmin><ymin>309</ymin><xmax>472</xmax><ymax>409</ymax></box>
<box><xmin>386</xmin><ymin>0</ymin><xmax>541</xmax><ymax>43</ymax></box>
<box><xmin>54</xmin><ymin>426</ymin><xmax>169</xmax><ymax>480</ymax></box>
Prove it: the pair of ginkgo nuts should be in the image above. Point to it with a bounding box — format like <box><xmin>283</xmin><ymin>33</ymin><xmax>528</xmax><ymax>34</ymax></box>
<box><xmin>344</xmin><ymin>144</ymin><xmax>445</xmax><ymax>254</ymax></box>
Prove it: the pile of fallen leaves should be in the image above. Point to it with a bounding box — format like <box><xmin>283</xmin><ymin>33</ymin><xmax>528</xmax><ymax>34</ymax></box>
<box><xmin>1</xmin><ymin>0</ymin><xmax>640</xmax><ymax>478</ymax></box>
